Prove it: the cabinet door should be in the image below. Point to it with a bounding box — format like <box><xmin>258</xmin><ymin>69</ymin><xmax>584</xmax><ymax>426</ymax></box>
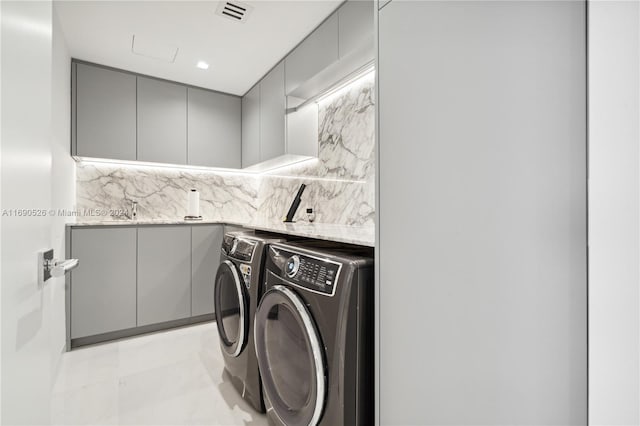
<box><xmin>187</xmin><ymin>88</ymin><xmax>241</xmax><ymax>168</ymax></box>
<box><xmin>137</xmin><ymin>226</ymin><xmax>191</xmax><ymax>326</ymax></box>
<box><xmin>191</xmin><ymin>225</ymin><xmax>223</xmax><ymax>316</ymax></box>
<box><xmin>70</xmin><ymin>228</ymin><xmax>137</xmax><ymax>338</ymax></box>
<box><xmin>137</xmin><ymin>77</ymin><xmax>187</xmax><ymax>164</ymax></box>
<box><xmin>259</xmin><ymin>61</ymin><xmax>286</xmax><ymax>162</ymax></box>
<box><xmin>241</xmin><ymin>84</ymin><xmax>261</xmax><ymax>168</ymax></box>
<box><xmin>338</xmin><ymin>0</ymin><xmax>374</xmax><ymax>57</ymax></box>
<box><xmin>379</xmin><ymin>2</ymin><xmax>586</xmax><ymax>424</ymax></box>
<box><xmin>285</xmin><ymin>12</ymin><xmax>339</xmax><ymax>94</ymax></box>
<box><xmin>75</xmin><ymin>63</ymin><xmax>136</xmax><ymax>160</ymax></box>
<box><xmin>286</xmin><ymin>103</ymin><xmax>318</xmax><ymax>157</ymax></box>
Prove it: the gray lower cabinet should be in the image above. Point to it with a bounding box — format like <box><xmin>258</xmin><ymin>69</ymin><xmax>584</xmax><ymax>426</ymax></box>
<box><xmin>137</xmin><ymin>77</ymin><xmax>187</xmax><ymax>165</ymax></box>
<box><xmin>187</xmin><ymin>88</ymin><xmax>241</xmax><ymax>168</ymax></box>
<box><xmin>259</xmin><ymin>61</ymin><xmax>286</xmax><ymax>162</ymax></box>
<box><xmin>241</xmin><ymin>84</ymin><xmax>261</xmax><ymax>168</ymax></box>
<box><xmin>137</xmin><ymin>226</ymin><xmax>192</xmax><ymax>326</ymax></box>
<box><xmin>70</xmin><ymin>228</ymin><xmax>137</xmax><ymax>339</ymax></box>
<box><xmin>74</xmin><ymin>63</ymin><xmax>137</xmax><ymax>161</ymax></box>
<box><xmin>191</xmin><ymin>225</ymin><xmax>223</xmax><ymax>316</ymax></box>
<box><xmin>68</xmin><ymin>224</ymin><xmax>221</xmax><ymax>347</ymax></box>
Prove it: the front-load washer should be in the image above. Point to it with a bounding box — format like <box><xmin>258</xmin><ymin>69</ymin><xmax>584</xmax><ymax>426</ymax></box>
<box><xmin>254</xmin><ymin>241</ymin><xmax>374</xmax><ymax>426</ymax></box>
<box><xmin>214</xmin><ymin>231</ymin><xmax>288</xmax><ymax>413</ymax></box>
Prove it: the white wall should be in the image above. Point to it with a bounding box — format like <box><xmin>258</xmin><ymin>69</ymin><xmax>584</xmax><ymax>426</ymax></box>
<box><xmin>588</xmin><ymin>1</ymin><xmax>640</xmax><ymax>424</ymax></box>
<box><xmin>1</xmin><ymin>0</ymin><xmax>55</xmax><ymax>424</ymax></box>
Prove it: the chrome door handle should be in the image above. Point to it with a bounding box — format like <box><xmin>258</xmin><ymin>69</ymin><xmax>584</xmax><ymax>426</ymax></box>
<box><xmin>38</xmin><ymin>249</ymin><xmax>79</xmax><ymax>284</ymax></box>
<box><xmin>49</xmin><ymin>258</ymin><xmax>79</xmax><ymax>277</ymax></box>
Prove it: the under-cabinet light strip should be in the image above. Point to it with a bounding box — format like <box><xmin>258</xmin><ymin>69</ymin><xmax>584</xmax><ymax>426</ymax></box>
<box><xmin>315</xmin><ymin>63</ymin><xmax>375</xmax><ymax>104</ymax></box>
<box><xmin>76</xmin><ymin>157</ymin><xmax>367</xmax><ymax>184</ymax></box>
<box><xmin>288</xmin><ymin>62</ymin><xmax>375</xmax><ymax>113</ymax></box>
<box><xmin>75</xmin><ymin>156</ymin><xmax>259</xmax><ymax>176</ymax></box>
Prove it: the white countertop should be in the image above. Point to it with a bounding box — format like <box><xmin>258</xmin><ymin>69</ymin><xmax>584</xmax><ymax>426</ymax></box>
<box><xmin>67</xmin><ymin>219</ymin><xmax>375</xmax><ymax>247</ymax></box>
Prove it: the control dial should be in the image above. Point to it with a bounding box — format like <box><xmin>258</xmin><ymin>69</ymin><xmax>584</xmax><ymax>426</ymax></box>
<box><xmin>285</xmin><ymin>255</ymin><xmax>300</xmax><ymax>278</ymax></box>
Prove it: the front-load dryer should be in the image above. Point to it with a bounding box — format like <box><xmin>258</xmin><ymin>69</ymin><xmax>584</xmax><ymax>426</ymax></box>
<box><xmin>254</xmin><ymin>241</ymin><xmax>374</xmax><ymax>426</ymax></box>
<box><xmin>214</xmin><ymin>231</ymin><xmax>288</xmax><ymax>413</ymax></box>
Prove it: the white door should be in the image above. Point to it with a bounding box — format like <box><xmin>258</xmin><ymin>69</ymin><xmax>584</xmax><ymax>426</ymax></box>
<box><xmin>1</xmin><ymin>1</ymin><xmax>61</xmax><ymax>423</ymax></box>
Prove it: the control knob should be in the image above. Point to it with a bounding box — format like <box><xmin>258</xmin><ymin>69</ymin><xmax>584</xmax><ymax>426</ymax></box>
<box><xmin>285</xmin><ymin>255</ymin><xmax>300</xmax><ymax>278</ymax></box>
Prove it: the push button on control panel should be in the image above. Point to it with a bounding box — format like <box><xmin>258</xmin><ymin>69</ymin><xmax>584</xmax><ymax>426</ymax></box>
<box><xmin>281</xmin><ymin>251</ymin><xmax>341</xmax><ymax>295</ymax></box>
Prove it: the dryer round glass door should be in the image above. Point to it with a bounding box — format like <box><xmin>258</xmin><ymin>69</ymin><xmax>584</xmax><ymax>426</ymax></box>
<box><xmin>214</xmin><ymin>260</ymin><xmax>248</xmax><ymax>357</ymax></box>
<box><xmin>254</xmin><ymin>285</ymin><xmax>326</xmax><ymax>426</ymax></box>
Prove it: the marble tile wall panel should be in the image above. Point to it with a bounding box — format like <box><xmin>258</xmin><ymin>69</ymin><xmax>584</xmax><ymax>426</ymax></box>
<box><xmin>256</xmin><ymin>175</ymin><xmax>374</xmax><ymax>226</ymax></box>
<box><xmin>316</xmin><ymin>72</ymin><xmax>375</xmax><ymax>182</ymax></box>
<box><xmin>76</xmin><ymin>163</ymin><xmax>258</xmax><ymax>222</ymax></box>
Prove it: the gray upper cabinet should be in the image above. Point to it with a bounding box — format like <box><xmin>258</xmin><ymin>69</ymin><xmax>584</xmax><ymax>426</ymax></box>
<box><xmin>241</xmin><ymin>62</ymin><xmax>286</xmax><ymax>168</ymax></box>
<box><xmin>70</xmin><ymin>227</ymin><xmax>137</xmax><ymax>339</ymax></box>
<box><xmin>285</xmin><ymin>12</ymin><xmax>339</xmax><ymax>94</ymax></box>
<box><xmin>137</xmin><ymin>77</ymin><xmax>187</xmax><ymax>164</ymax></box>
<box><xmin>191</xmin><ymin>225</ymin><xmax>223</xmax><ymax>317</ymax></box>
<box><xmin>338</xmin><ymin>0</ymin><xmax>374</xmax><ymax>57</ymax></box>
<box><xmin>239</xmin><ymin>2</ymin><xmax>374</xmax><ymax>168</ymax></box>
<box><xmin>73</xmin><ymin>61</ymin><xmax>243</xmax><ymax>168</ymax></box>
<box><xmin>242</xmin><ymin>84</ymin><xmax>261</xmax><ymax>168</ymax></box>
<box><xmin>74</xmin><ymin>63</ymin><xmax>136</xmax><ymax>161</ymax></box>
<box><xmin>137</xmin><ymin>226</ymin><xmax>192</xmax><ymax>326</ymax></box>
<box><xmin>259</xmin><ymin>61</ymin><xmax>286</xmax><ymax>161</ymax></box>
<box><xmin>187</xmin><ymin>88</ymin><xmax>241</xmax><ymax>168</ymax></box>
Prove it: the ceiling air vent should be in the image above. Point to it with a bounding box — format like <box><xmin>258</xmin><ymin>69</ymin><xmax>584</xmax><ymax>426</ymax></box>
<box><xmin>215</xmin><ymin>1</ymin><xmax>253</xmax><ymax>23</ymax></box>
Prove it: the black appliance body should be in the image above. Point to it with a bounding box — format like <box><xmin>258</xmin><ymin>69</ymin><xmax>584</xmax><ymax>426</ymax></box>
<box><xmin>214</xmin><ymin>231</ymin><xmax>287</xmax><ymax>413</ymax></box>
<box><xmin>254</xmin><ymin>241</ymin><xmax>374</xmax><ymax>426</ymax></box>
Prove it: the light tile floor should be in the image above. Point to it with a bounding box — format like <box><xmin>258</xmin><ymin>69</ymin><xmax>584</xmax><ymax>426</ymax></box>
<box><xmin>51</xmin><ymin>322</ymin><xmax>269</xmax><ymax>426</ymax></box>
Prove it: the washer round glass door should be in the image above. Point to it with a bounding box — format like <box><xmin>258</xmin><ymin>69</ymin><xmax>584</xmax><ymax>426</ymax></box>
<box><xmin>214</xmin><ymin>260</ymin><xmax>248</xmax><ymax>357</ymax></box>
<box><xmin>254</xmin><ymin>285</ymin><xmax>326</xmax><ymax>426</ymax></box>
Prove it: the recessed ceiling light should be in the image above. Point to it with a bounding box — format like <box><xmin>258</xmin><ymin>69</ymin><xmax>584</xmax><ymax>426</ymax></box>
<box><xmin>196</xmin><ymin>61</ymin><xmax>210</xmax><ymax>70</ymax></box>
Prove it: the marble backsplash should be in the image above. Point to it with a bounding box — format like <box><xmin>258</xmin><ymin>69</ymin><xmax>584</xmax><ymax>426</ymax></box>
<box><xmin>76</xmin><ymin>164</ymin><xmax>259</xmax><ymax>222</ymax></box>
<box><xmin>75</xmin><ymin>72</ymin><xmax>375</xmax><ymax>226</ymax></box>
